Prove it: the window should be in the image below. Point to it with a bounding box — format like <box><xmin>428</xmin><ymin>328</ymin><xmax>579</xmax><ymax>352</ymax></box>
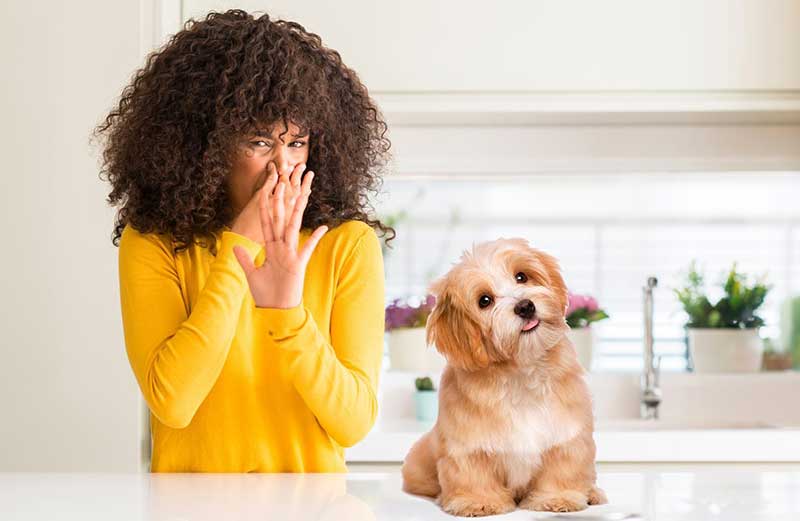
<box><xmin>372</xmin><ymin>172</ymin><xmax>800</xmax><ymax>371</ymax></box>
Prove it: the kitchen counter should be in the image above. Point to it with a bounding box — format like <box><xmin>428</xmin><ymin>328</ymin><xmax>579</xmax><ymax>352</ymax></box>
<box><xmin>3</xmin><ymin>464</ymin><xmax>799</xmax><ymax>520</ymax></box>
<box><xmin>347</xmin><ymin>418</ymin><xmax>800</xmax><ymax>463</ymax></box>
<box><xmin>354</xmin><ymin>371</ymin><xmax>800</xmax><ymax>463</ymax></box>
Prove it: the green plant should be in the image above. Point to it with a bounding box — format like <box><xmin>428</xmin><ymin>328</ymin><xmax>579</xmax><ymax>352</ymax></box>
<box><xmin>762</xmin><ymin>337</ymin><xmax>779</xmax><ymax>354</ymax></box>
<box><xmin>415</xmin><ymin>376</ymin><xmax>435</xmax><ymax>392</ymax></box>
<box><xmin>379</xmin><ymin>209</ymin><xmax>408</xmax><ymax>257</ymax></box>
<box><xmin>781</xmin><ymin>296</ymin><xmax>800</xmax><ymax>368</ymax></box>
<box><xmin>674</xmin><ymin>261</ymin><xmax>770</xmax><ymax>329</ymax></box>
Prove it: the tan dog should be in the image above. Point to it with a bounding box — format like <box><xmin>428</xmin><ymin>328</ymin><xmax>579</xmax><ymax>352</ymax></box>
<box><xmin>401</xmin><ymin>238</ymin><xmax>607</xmax><ymax>517</ymax></box>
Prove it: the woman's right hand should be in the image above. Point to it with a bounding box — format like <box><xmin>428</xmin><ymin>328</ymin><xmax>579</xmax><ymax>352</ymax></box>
<box><xmin>230</xmin><ymin>169</ymin><xmax>280</xmax><ymax>245</ymax></box>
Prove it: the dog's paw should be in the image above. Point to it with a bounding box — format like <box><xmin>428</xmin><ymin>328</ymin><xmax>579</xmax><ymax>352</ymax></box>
<box><xmin>588</xmin><ymin>485</ymin><xmax>608</xmax><ymax>505</ymax></box>
<box><xmin>440</xmin><ymin>495</ymin><xmax>516</xmax><ymax>517</ymax></box>
<box><xmin>519</xmin><ymin>490</ymin><xmax>588</xmax><ymax>513</ymax></box>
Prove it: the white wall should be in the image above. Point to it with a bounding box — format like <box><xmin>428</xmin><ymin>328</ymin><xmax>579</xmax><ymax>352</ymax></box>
<box><xmin>185</xmin><ymin>0</ymin><xmax>800</xmax><ymax>173</ymax></box>
<box><xmin>185</xmin><ymin>0</ymin><xmax>800</xmax><ymax>91</ymax></box>
<box><xmin>0</xmin><ymin>2</ymin><xmax>144</xmax><ymax>471</ymax></box>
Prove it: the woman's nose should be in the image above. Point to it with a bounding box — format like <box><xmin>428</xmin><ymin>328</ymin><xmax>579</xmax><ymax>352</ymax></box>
<box><xmin>273</xmin><ymin>147</ymin><xmax>294</xmax><ymax>175</ymax></box>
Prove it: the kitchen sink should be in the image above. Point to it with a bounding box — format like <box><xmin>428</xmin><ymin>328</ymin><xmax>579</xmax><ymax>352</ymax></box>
<box><xmin>596</xmin><ymin>419</ymin><xmax>779</xmax><ymax>431</ymax></box>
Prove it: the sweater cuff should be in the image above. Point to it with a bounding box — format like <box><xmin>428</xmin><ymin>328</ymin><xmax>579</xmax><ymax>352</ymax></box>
<box><xmin>253</xmin><ymin>302</ymin><xmax>309</xmax><ymax>340</ymax></box>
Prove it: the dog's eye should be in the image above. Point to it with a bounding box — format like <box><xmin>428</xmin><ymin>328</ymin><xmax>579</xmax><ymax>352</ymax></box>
<box><xmin>515</xmin><ymin>272</ymin><xmax>528</xmax><ymax>283</ymax></box>
<box><xmin>478</xmin><ymin>294</ymin><xmax>493</xmax><ymax>309</ymax></box>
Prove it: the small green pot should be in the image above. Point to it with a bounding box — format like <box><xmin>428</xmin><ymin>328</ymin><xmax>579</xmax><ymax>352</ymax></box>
<box><xmin>414</xmin><ymin>390</ymin><xmax>439</xmax><ymax>422</ymax></box>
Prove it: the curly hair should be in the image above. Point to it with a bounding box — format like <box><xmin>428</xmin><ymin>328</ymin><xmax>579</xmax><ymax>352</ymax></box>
<box><xmin>92</xmin><ymin>9</ymin><xmax>394</xmax><ymax>256</ymax></box>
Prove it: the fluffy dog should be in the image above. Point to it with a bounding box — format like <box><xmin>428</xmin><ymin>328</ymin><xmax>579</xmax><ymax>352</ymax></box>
<box><xmin>401</xmin><ymin>238</ymin><xmax>607</xmax><ymax>517</ymax></box>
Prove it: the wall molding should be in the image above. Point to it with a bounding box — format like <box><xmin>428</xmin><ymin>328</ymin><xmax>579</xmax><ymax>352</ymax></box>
<box><xmin>139</xmin><ymin>0</ymin><xmax>183</xmax><ymax>57</ymax></box>
<box><xmin>374</xmin><ymin>91</ymin><xmax>800</xmax><ymax>126</ymax></box>
<box><xmin>384</xmin><ymin>122</ymin><xmax>800</xmax><ymax>175</ymax></box>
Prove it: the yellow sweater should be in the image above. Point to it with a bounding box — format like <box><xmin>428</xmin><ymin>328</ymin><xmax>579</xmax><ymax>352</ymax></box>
<box><xmin>117</xmin><ymin>220</ymin><xmax>385</xmax><ymax>472</ymax></box>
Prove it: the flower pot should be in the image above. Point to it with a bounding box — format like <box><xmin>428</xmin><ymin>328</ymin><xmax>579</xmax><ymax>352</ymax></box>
<box><xmin>762</xmin><ymin>351</ymin><xmax>794</xmax><ymax>371</ymax></box>
<box><xmin>388</xmin><ymin>327</ymin><xmax>446</xmax><ymax>371</ymax></box>
<box><xmin>688</xmin><ymin>328</ymin><xmax>763</xmax><ymax>373</ymax></box>
<box><xmin>414</xmin><ymin>390</ymin><xmax>439</xmax><ymax>422</ymax></box>
<box><xmin>566</xmin><ymin>326</ymin><xmax>595</xmax><ymax>371</ymax></box>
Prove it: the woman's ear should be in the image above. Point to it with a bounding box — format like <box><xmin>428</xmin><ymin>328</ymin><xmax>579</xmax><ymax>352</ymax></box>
<box><xmin>534</xmin><ymin>248</ymin><xmax>569</xmax><ymax>316</ymax></box>
<box><xmin>426</xmin><ymin>282</ymin><xmax>490</xmax><ymax>372</ymax></box>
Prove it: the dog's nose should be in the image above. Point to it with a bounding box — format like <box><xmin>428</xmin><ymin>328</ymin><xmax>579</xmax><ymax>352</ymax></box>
<box><xmin>514</xmin><ymin>299</ymin><xmax>536</xmax><ymax>319</ymax></box>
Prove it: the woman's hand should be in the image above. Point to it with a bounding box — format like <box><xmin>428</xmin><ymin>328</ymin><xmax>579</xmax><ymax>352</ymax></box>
<box><xmin>230</xmin><ymin>169</ymin><xmax>278</xmax><ymax>245</ymax></box>
<box><xmin>232</xmin><ymin>168</ymin><xmax>328</xmax><ymax>309</ymax></box>
<box><xmin>230</xmin><ymin>162</ymin><xmax>307</xmax><ymax>245</ymax></box>
<box><xmin>271</xmin><ymin>161</ymin><xmax>307</xmax><ymax>204</ymax></box>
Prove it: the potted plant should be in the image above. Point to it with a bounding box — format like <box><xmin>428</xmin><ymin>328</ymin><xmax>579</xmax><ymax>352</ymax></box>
<box><xmin>385</xmin><ymin>295</ymin><xmax>445</xmax><ymax>371</ymax></box>
<box><xmin>414</xmin><ymin>376</ymin><xmax>438</xmax><ymax>422</ymax></box>
<box><xmin>762</xmin><ymin>338</ymin><xmax>794</xmax><ymax>371</ymax></box>
<box><xmin>675</xmin><ymin>261</ymin><xmax>770</xmax><ymax>373</ymax></box>
<box><xmin>565</xmin><ymin>293</ymin><xmax>610</xmax><ymax>371</ymax></box>
<box><xmin>781</xmin><ymin>295</ymin><xmax>800</xmax><ymax>369</ymax></box>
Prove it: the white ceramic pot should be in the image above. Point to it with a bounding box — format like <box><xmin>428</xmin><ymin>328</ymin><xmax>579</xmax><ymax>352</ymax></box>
<box><xmin>566</xmin><ymin>326</ymin><xmax>595</xmax><ymax>371</ymax></box>
<box><xmin>688</xmin><ymin>328</ymin><xmax>764</xmax><ymax>373</ymax></box>
<box><xmin>387</xmin><ymin>327</ymin><xmax>446</xmax><ymax>371</ymax></box>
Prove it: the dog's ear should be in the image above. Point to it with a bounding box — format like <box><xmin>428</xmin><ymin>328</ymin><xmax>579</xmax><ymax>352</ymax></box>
<box><xmin>426</xmin><ymin>280</ymin><xmax>490</xmax><ymax>371</ymax></box>
<box><xmin>534</xmin><ymin>248</ymin><xmax>569</xmax><ymax>316</ymax></box>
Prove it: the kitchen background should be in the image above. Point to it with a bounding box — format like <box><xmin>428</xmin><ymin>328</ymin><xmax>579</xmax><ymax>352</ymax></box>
<box><xmin>2</xmin><ymin>0</ymin><xmax>800</xmax><ymax>472</ymax></box>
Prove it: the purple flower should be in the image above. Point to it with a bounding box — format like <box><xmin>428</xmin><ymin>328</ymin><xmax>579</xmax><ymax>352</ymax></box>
<box><xmin>565</xmin><ymin>291</ymin><xmax>608</xmax><ymax>328</ymax></box>
<box><xmin>568</xmin><ymin>292</ymin><xmax>600</xmax><ymax>314</ymax></box>
<box><xmin>567</xmin><ymin>293</ymin><xmax>584</xmax><ymax>315</ymax></box>
<box><xmin>385</xmin><ymin>295</ymin><xmax>437</xmax><ymax>331</ymax></box>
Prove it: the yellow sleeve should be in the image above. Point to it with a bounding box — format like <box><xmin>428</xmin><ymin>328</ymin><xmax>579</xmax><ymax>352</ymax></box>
<box><xmin>253</xmin><ymin>225</ymin><xmax>385</xmax><ymax>448</ymax></box>
<box><xmin>118</xmin><ymin>226</ymin><xmax>262</xmax><ymax>429</ymax></box>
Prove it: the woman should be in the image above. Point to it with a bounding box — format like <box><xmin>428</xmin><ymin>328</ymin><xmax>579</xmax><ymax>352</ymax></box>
<box><xmin>94</xmin><ymin>9</ymin><xmax>394</xmax><ymax>472</ymax></box>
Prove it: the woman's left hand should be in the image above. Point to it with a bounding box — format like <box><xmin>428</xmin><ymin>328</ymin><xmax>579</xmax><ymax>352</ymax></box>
<box><xmin>232</xmin><ymin>168</ymin><xmax>328</xmax><ymax>309</ymax></box>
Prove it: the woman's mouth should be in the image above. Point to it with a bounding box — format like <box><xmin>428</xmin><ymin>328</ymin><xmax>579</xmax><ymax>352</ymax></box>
<box><xmin>521</xmin><ymin>318</ymin><xmax>540</xmax><ymax>333</ymax></box>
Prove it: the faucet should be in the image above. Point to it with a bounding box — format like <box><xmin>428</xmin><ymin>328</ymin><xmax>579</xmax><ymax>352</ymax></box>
<box><xmin>641</xmin><ymin>276</ymin><xmax>661</xmax><ymax>420</ymax></box>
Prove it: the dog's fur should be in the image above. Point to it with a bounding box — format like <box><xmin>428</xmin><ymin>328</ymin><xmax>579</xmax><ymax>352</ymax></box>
<box><xmin>401</xmin><ymin>238</ymin><xmax>607</xmax><ymax>517</ymax></box>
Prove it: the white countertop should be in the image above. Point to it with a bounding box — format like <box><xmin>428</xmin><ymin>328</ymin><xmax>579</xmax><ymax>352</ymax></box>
<box><xmin>3</xmin><ymin>465</ymin><xmax>800</xmax><ymax>520</ymax></box>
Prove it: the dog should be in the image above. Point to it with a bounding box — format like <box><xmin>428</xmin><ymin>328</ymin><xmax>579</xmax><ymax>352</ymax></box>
<box><xmin>401</xmin><ymin>237</ymin><xmax>607</xmax><ymax>517</ymax></box>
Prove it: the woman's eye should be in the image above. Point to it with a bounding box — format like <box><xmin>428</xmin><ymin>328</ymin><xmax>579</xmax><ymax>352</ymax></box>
<box><xmin>515</xmin><ymin>272</ymin><xmax>528</xmax><ymax>283</ymax></box>
<box><xmin>478</xmin><ymin>294</ymin><xmax>493</xmax><ymax>309</ymax></box>
<box><xmin>250</xmin><ymin>140</ymin><xmax>306</xmax><ymax>148</ymax></box>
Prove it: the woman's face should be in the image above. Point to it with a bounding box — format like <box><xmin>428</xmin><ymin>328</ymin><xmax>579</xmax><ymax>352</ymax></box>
<box><xmin>227</xmin><ymin>120</ymin><xmax>310</xmax><ymax>217</ymax></box>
